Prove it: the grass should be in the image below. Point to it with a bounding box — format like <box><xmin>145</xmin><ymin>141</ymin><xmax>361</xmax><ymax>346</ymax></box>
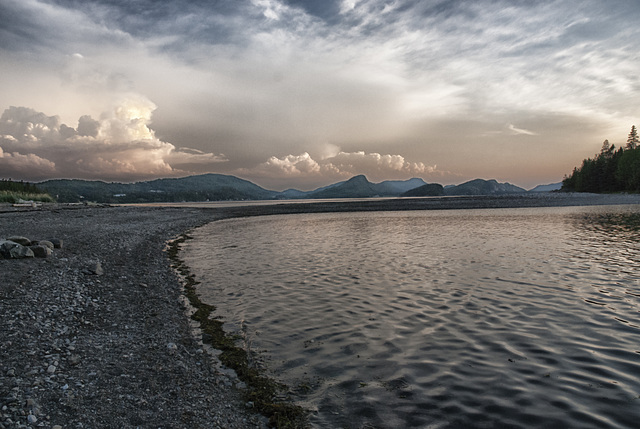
<box><xmin>167</xmin><ymin>234</ymin><xmax>309</xmax><ymax>429</ymax></box>
<box><xmin>0</xmin><ymin>191</ymin><xmax>55</xmax><ymax>203</ymax></box>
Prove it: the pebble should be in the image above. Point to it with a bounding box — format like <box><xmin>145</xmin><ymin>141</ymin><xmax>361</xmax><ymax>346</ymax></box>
<box><xmin>88</xmin><ymin>261</ymin><xmax>104</xmax><ymax>276</ymax></box>
<box><xmin>0</xmin><ymin>208</ymin><xmax>272</xmax><ymax>429</ymax></box>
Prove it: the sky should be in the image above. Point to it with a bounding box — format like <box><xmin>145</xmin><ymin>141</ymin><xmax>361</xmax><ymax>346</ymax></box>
<box><xmin>1</xmin><ymin>0</ymin><xmax>639</xmax><ymax>191</ymax></box>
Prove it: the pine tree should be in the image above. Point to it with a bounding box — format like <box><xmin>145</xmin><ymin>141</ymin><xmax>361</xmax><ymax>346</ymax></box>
<box><xmin>600</xmin><ymin>139</ymin><xmax>612</xmax><ymax>158</ymax></box>
<box><xmin>626</xmin><ymin>125</ymin><xmax>639</xmax><ymax>150</ymax></box>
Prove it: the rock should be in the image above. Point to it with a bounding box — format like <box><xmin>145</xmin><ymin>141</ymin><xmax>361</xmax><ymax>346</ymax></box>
<box><xmin>48</xmin><ymin>238</ymin><xmax>63</xmax><ymax>249</ymax></box>
<box><xmin>0</xmin><ymin>240</ymin><xmax>17</xmax><ymax>258</ymax></box>
<box><xmin>29</xmin><ymin>245</ymin><xmax>52</xmax><ymax>258</ymax></box>
<box><xmin>27</xmin><ymin>414</ymin><xmax>37</xmax><ymax>424</ymax></box>
<box><xmin>46</xmin><ymin>365</ymin><xmax>56</xmax><ymax>374</ymax></box>
<box><xmin>12</xmin><ymin>245</ymin><xmax>34</xmax><ymax>259</ymax></box>
<box><xmin>0</xmin><ymin>240</ymin><xmax>34</xmax><ymax>259</ymax></box>
<box><xmin>7</xmin><ymin>236</ymin><xmax>31</xmax><ymax>246</ymax></box>
<box><xmin>35</xmin><ymin>240</ymin><xmax>54</xmax><ymax>250</ymax></box>
<box><xmin>88</xmin><ymin>261</ymin><xmax>103</xmax><ymax>275</ymax></box>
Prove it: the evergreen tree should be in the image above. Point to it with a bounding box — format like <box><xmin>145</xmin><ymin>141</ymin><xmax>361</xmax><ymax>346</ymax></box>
<box><xmin>562</xmin><ymin>126</ymin><xmax>639</xmax><ymax>193</ymax></box>
<box><xmin>626</xmin><ymin>125</ymin><xmax>639</xmax><ymax>150</ymax></box>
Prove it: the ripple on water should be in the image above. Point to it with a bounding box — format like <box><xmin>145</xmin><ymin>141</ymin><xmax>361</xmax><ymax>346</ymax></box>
<box><xmin>183</xmin><ymin>207</ymin><xmax>640</xmax><ymax>429</ymax></box>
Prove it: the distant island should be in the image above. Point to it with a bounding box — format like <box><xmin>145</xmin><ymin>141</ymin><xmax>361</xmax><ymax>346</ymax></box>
<box><xmin>29</xmin><ymin>174</ymin><xmax>561</xmax><ymax>204</ymax></box>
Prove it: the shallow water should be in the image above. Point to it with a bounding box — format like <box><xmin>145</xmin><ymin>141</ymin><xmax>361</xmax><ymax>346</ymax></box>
<box><xmin>183</xmin><ymin>206</ymin><xmax>640</xmax><ymax>428</ymax></box>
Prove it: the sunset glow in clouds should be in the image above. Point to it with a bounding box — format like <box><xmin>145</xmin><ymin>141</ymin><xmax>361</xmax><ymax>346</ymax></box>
<box><xmin>1</xmin><ymin>0</ymin><xmax>639</xmax><ymax>190</ymax></box>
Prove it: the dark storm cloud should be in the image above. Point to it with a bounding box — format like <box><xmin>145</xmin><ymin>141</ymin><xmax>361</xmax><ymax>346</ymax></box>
<box><xmin>39</xmin><ymin>0</ymin><xmax>255</xmax><ymax>49</ymax></box>
<box><xmin>282</xmin><ymin>0</ymin><xmax>343</xmax><ymax>22</ymax></box>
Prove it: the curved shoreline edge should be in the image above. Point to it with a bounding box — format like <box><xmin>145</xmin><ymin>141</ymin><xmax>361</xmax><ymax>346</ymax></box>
<box><xmin>2</xmin><ymin>193</ymin><xmax>640</xmax><ymax>428</ymax></box>
<box><xmin>168</xmin><ymin>234</ymin><xmax>309</xmax><ymax>428</ymax></box>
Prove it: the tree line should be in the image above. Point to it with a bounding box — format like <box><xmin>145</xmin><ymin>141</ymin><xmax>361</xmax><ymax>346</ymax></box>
<box><xmin>0</xmin><ymin>179</ymin><xmax>45</xmax><ymax>194</ymax></box>
<box><xmin>562</xmin><ymin>125</ymin><xmax>640</xmax><ymax>192</ymax></box>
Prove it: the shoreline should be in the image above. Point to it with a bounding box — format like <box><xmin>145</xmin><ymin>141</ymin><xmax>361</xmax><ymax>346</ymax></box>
<box><xmin>2</xmin><ymin>193</ymin><xmax>640</xmax><ymax>428</ymax></box>
<box><xmin>0</xmin><ymin>205</ymin><xmax>268</xmax><ymax>428</ymax></box>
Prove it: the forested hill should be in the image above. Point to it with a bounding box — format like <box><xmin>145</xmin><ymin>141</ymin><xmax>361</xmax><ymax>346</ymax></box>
<box><xmin>562</xmin><ymin>125</ymin><xmax>640</xmax><ymax>193</ymax></box>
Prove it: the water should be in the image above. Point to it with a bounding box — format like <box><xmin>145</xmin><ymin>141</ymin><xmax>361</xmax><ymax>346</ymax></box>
<box><xmin>182</xmin><ymin>206</ymin><xmax>640</xmax><ymax>428</ymax></box>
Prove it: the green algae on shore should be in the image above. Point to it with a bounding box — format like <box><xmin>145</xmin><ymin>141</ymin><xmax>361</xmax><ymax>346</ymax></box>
<box><xmin>167</xmin><ymin>234</ymin><xmax>309</xmax><ymax>429</ymax></box>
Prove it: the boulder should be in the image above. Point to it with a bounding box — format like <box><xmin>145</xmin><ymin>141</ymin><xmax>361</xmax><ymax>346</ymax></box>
<box><xmin>0</xmin><ymin>240</ymin><xmax>18</xmax><ymax>258</ymax></box>
<box><xmin>0</xmin><ymin>240</ymin><xmax>34</xmax><ymax>259</ymax></box>
<box><xmin>30</xmin><ymin>245</ymin><xmax>53</xmax><ymax>258</ymax></box>
<box><xmin>48</xmin><ymin>238</ymin><xmax>63</xmax><ymax>249</ymax></box>
<box><xmin>34</xmin><ymin>240</ymin><xmax>55</xmax><ymax>250</ymax></box>
<box><xmin>7</xmin><ymin>236</ymin><xmax>31</xmax><ymax>246</ymax></box>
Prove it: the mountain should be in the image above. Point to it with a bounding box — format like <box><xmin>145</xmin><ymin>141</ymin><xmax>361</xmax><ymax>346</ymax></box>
<box><xmin>401</xmin><ymin>183</ymin><xmax>445</xmax><ymax>197</ymax></box>
<box><xmin>305</xmin><ymin>175</ymin><xmax>388</xmax><ymax>199</ymax></box>
<box><xmin>444</xmin><ymin>179</ymin><xmax>526</xmax><ymax>196</ymax></box>
<box><xmin>276</xmin><ymin>188</ymin><xmax>310</xmax><ymax>199</ymax></box>
<box><xmin>274</xmin><ymin>179</ymin><xmax>348</xmax><ymax>199</ymax></box>
<box><xmin>38</xmin><ymin>174</ymin><xmax>530</xmax><ymax>203</ymax></box>
<box><xmin>40</xmin><ymin>174</ymin><xmax>277</xmax><ymax>203</ymax></box>
<box><xmin>300</xmin><ymin>176</ymin><xmax>428</xmax><ymax>199</ymax></box>
<box><xmin>528</xmin><ymin>182</ymin><xmax>562</xmax><ymax>192</ymax></box>
<box><xmin>378</xmin><ymin>178</ymin><xmax>427</xmax><ymax>194</ymax></box>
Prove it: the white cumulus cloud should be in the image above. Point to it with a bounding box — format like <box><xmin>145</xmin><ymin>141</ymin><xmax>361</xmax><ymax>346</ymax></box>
<box><xmin>0</xmin><ymin>96</ymin><xmax>227</xmax><ymax>181</ymax></box>
<box><xmin>239</xmin><ymin>149</ymin><xmax>438</xmax><ymax>189</ymax></box>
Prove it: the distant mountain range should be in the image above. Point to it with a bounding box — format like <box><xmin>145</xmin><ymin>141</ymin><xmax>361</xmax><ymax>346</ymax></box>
<box><xmin>38</xmin><ymin>174</ymin><xmax>559</xmax><ymax>203</ymax></box>
<box><xmin>528</xmin><ymin>182</ymin><xmax>563</xmax><ymax>192</ymax></box>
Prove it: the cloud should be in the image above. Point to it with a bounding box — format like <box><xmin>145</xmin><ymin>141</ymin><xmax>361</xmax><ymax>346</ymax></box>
<box><xmin>507</xmin><ymin>124</ymin><xmax>538</xmax><ymax>136</ymax></box>
<box><xmin>1</xmin><ymin>0</ymin><xmax>639</xmax><ymax>190</ymax></box>
<box><xmin>0</xmin><ymin>146</ymin><xmax>57</xmax><ymax>180</ymax></box>
<box><xmin>257</xmin><ymin>153</ymin><xmax>322</xmax><ymax>176</ymax></box>
<box><xmin>0</xmin><ymin>97</ymin><xmax>227</xmax><ymax>182</ymax></box>
<box><xmin>327</xmin><ymin>151</ymin><xmax>436</xmax><ymax>175</ymax></box>
<box><xmin>239</xmin><ymin>149</ymin><xmax>438</xmax><ymax>189</ymax></box>
<box><xmin>339</xmin><ymin>0</ymin><xmax>361</xmax><ymax>14</ymax></box>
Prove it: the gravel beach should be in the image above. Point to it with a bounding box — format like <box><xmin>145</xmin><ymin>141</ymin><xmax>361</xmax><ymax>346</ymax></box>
<box><xmin>0</xmin><ymin>205</ymin><xmax>268</xmax><ymax>429</ymax></box>
<box><xmin>2</xmin><ymin>193</ymin><xmax>640</xmax><ymax>428</ymax></box>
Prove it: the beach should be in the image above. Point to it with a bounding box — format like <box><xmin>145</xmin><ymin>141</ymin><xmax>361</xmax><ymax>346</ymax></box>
<box><xmin>2</xmin><ymin>193</ymin><xmax>640</xmax><ymax>428</ymax></box>
<box><xmin>0</xmin><ymin>205</ymin><xmax>267</xmax><ymax>429</ymax></box>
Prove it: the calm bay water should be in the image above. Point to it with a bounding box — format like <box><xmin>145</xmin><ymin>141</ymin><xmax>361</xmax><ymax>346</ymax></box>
<box><xmin>182</xmin><ymin>206</ymin><xmax>640</xmax><ymax>428</ymax></box>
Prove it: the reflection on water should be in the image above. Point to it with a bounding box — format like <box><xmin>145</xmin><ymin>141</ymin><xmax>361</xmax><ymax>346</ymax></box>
<box><xmin>183</xmin><ymin>206</ymin><xmax>640</xmax><ymax>429</ymax></box>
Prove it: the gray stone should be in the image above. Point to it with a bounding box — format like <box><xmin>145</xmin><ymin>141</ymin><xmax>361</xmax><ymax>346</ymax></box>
<box><xmin>0</xmin><ymin>241</ymin><xmax>34</xmax><ymax>259</ymax></box>
<box><xmin>27</xmin><ymin>414</ymin><xmax>37</xmax><ymax>424</ymax></box>
<box><xmin>89</xmin><ymin>261</ymin><xmax>103</xmax><ymax>275</ymax></box>
<box><xmin>11</xmin><ymin>245</ymin><xmax>34</xmax><ymax>259</ymax></box>
<box><xmin>29</xmin><ymin>245</ymin><xmax>52</xmax><ymax>258</ymax></box>
<box><xmin>48</xmin><ymin>238</ymin><xmax>63</xmax><ymax>249</ymax></box>
<box><xmin>35</xmin><ymin>240</ymin><xmax>54</xmax><ymax>250</ymax></box>
<box><xmin>7</xmin><ymin>236</ymin><xmax>31</xmax><ymax>246</ymax></box>
<box><xmin>0</xmin><ymin>240</ymin><xmax>17</xmax><ymax>258</ymax></box>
